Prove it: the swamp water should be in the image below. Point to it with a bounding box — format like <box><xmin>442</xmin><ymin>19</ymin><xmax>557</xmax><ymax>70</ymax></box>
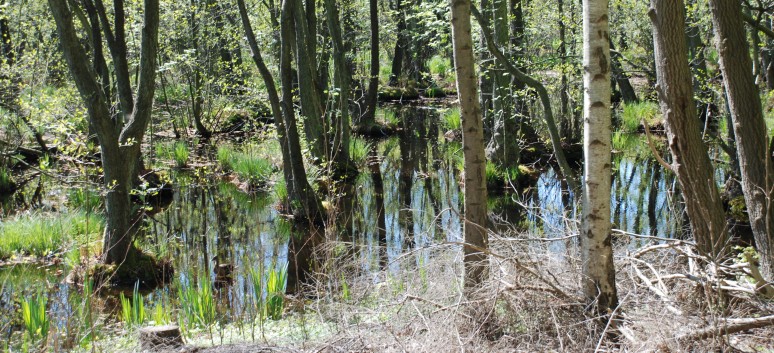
<box><xmin>0</xmin><ymin>104</ymin><xmax>707</xmax><ymax>349</ymax></box>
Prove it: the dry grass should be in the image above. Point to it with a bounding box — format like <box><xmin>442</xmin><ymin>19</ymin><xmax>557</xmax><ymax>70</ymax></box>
<box><xmin>119</xmin><ymin>227</ymin><xmax>774</xmax><ymax>352</ymax></box>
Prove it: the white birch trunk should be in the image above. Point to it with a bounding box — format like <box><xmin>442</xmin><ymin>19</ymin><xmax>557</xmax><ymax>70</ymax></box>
<box><xmin>581</xmin><ymin>0</ymin><xmax>618</xmax><ymax>312</ymax></box>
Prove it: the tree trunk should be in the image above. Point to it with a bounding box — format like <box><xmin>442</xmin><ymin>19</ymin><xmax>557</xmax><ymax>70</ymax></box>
<box><xmin>360</xmin><ymin>0</ymin><xmax>379</xmax><ymax>126</ymax></box>
<box><xmin>49</xmin><ymin>0</ymin><xmax>159</xmax><ymax>266</ymax></box>
<box><xmin>292</xmin><ymin>0</ymin><xmax>327</xmax><ymax>163</ymax></box>
<box><xmin>649</xmin><ymin>0</ymin><xmax>728</xmax><ymax>256</ymax></box>
<box><xmin>389</xmin><ymin>0</ymin><xmax>407</xmax><ymax>86</ymax></box>
<box><xmin>581</xmin><ymin>0</ymin><xmax>618</xmax><ymax>314</ymax></box>
<box><xmin>709</xmin><ymin>0</ymin><xmax>774</xmax><ymax>279</ymax></box>
<box><xmin>609</xmin><ymin>39</ymin><xmax>639</xmax><ymax>104</ymax></box>
<box><xmin>450</xmin><ymin>0</ymin><xmax>489</xmax><ymax>288</ymax></box>
<box><xmin>324</xmin><ymin>0</ymin><xmax>355</xmax><ymax>178</ymax></box>
<box><xmin>281</xmin><ymin>0</ymin><xmax>325</xmax><ymax>222</ymax></box>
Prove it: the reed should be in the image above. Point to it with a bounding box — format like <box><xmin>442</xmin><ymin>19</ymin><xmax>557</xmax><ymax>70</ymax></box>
<box><xmin>178</xmin><ymin>274</ymin><xmax>217</xmax><ymax>329</ymax></box>
<box><xmin>120</xmin><ymin>281</ymin><xmax>146</xmax><ymax>328</ymax></box>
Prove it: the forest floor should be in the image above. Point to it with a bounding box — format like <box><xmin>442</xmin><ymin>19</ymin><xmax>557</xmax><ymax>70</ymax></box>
<box><xmin>118</xmin><ymin>232</ymin><xmax>774</xmax><ymax>352</ymax></box>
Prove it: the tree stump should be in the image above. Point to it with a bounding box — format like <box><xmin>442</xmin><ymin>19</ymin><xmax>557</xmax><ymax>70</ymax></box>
<box><xmin>138</xmin><ymin>325</ymin><xmax>183</xmax><ymax>351</ymax></box>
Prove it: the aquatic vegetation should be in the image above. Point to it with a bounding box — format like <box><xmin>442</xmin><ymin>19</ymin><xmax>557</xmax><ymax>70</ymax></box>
<box><xmin>217</xmin><ymin>145</ymin><xmax>236</xmax><ymax>172</ymax></box>
<box><xmin>67</xmin><ymin>188</ymin><xmax>103</xmax><ymax>213</ymax></box>
<box><xmin>120</xmin><ymin>281</ymin><xmax>146</xmax><ymax>328</ymax></box>
<box><xmin>350</xmin><ymin>139</ymin><xmax>371</xmax><ymax>165</ymax></box>
<box><xmin>248</xmin><ymin>262</ymin><xmax>288</xmax><ymax>321</ymax></box>
<box><xmin>265</xmin><ymin>263</ymin><xmax>288</xmax><ymax>320</ymax></box>
<box><xmin>620</xmin><ymin>101</ymin><xmax>661</xmax><ymax>132</ymax></box>
<box><xmin>441</xmin><ymin>107</ymin><xmax>461</xmax><ymax>130</ymax></box>
<box><xmin>218</xmin><ymin>144</ymin><xmax>275</xmax><ymax>188</ymax></box>
<box><xmin>0</xmin><ymin>212</ymin><xmax>104</xmax><ymax>259</ymax></box>
<box><xmin>173</xmin><ymin>141</ymin><xmax>190</xmax><ymax>168</ymax></box>
<box><xmin>156</xmin><ymin>141</ymin><xmax>190</xmax><ymax>168</ymax></box>
<box><xmin>21</xmin><ymin>291</ymin><xmax>49</xmax><ymax>342</ymax></box>
<box><xmin>178</xmin><ymin>274</ymin><xmax>217</xmax><ymax>329</ymax></box>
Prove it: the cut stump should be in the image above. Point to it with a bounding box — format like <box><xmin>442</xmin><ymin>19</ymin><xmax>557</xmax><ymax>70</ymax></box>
<box><xmin>139</xmin><ymin>325</ymin><xmax>183</xmax><ymax>351</ymax></box>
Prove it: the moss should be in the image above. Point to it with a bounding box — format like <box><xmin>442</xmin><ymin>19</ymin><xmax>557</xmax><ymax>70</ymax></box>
<box><xmin>87</xmin><ymin>248</ymin><xmax>173</xmax><ymax>288</ymax></box>
<box><xmin>378</xmin><ymin>86</ymin><xmax>420</xmax><ymax>101</ymax></box>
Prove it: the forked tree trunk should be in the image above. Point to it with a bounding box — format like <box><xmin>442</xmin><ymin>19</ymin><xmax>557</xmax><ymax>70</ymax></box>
<box><xmin>709</xmin><ymin>0</ymin><xmax>774</xmax><ymax>279</ymax></box>
<box><xmin>581</xmin><ymin>0</ymin><xmax>618</xmax><ymax>313</ymax></box>
<box><xmin>49</xmin><ymin>0</ymin><xmax>159</xmax><ymax>266</ymax></box>
<box><xmin>649</xmin><ymin>0</ymin><xmax>728</xmax><ymax>256</ymax></box>
<box><xmin>450</xmin><ymin>0</ymin><xmax>489</xmax><ymax>288</ymax></box>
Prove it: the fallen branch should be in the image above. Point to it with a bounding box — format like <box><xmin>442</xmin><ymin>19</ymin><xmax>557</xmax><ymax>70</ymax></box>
<box><xmin>673</xmin><ymin>315</ymin><xmax>774</xmax><ymax>342</ymax></box>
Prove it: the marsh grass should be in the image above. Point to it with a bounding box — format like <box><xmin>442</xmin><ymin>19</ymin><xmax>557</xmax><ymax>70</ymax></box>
<box><xmin>178</xmin><ymin>274</ymin><xmax>217</xmax><ymax>330</ymax></box>
<box><xmin>217</xmin><ymin>144</ymin><xmax>275</xmax><ymax>188</ymax></box>
<box><xmin>349</xmin><ymin>139</ymin><xmax>370</xmax><ymax>166</ymax></box>
<box><xmin>173</xmin><ymin>141</ymin><xmax>190</xmax><ymax>168</ymax></box>
<box><xmin>0</xmin><ymin>212</ymin><xmax>104</xmax><ymax>259</ymax></box>
<box><xmin>120</xmin><ymin>281</ymin><xmax>146</xmax><ymax>328</ymax></box>
<box><xmin>67</xmin><ymin>189</ymin><xmax>102</xmax><ymax>213</ymax></box>
<box><xmin>620</xmin><ymin>101</ymin><xmax>661</xmax><ymax>132</ymax></box>
<box><xmin>21</xmin><ymin>291</ymin><xmax>49</xmax><ymax>342</ymax></box>
<box><xmin>442</xmin><ymin>107</ymin><xmax>461</xmax><ymax>130</ymax></box>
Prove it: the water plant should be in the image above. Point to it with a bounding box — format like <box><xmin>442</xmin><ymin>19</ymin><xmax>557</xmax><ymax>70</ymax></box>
<box><xmin>67</xmin><ymin>188</ymin><xmax>102</xmax><ymax>213</ymax></box>
<box><xmin>173</xmin><ymin>141</ymin><xmax>190</xmax><ymax>168</ymax></box>
<box><xmin>442</xmin><ymin>107</ymin><xmax>462</xmax><ymax>130</ymax></box>
<box><xmin>21</xmin><ymin>291</ymin><xmax>49</xmax><ymax>342</ymax></box>
<box><xmin>216</xmin><ymin>145</ymin><xmax>235</xmax><ymax>172</ymax></box>
<box><xmin>0</xmin><ymin>212</ymin><xmax>104</xmax><ymax>259</ymax></box>
<box><xmin>178</xmin><ymin>274</ymin><xmax>216</xmax><ymax>329</ymax></box>
<box><xmin>120</xmin><ymin>281</ymin><xmax>146</xmax><ymax>328</ymax></box>
<box><xmin>620</xmin><ymin>101</ymin><xmax>660</xmax><ymax>132</ymax></box>
<box><xmin>265</xmin><ymin>263</ymin><xmax>288</xmax><ymax>320</ymax></box>
<box><xmin>217</xmin><ymin>144</ymin><xmax>274</xmax><ymax>188</ymax></box>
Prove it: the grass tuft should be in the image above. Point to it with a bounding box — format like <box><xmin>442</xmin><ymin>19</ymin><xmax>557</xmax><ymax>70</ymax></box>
<box><xmin>442</xmin><ymin>108</ymin><xmax>461</xmax><ymax>130</ymax></box>
<box><xmin>0</xmin><ymin>212</ymin><xmax>104</xmax><ymax>259</ymax></box>
<box><xmin>178</xmin><ymin>273</ymin><xmax>217</xmax><ymax>329</ymax></box>
<box><xmin>620</xmin><ymin>101</ymin><xmax>661</xmax><ymax>132</ymax></box>
<box><xmin>120</xmin><ymin>281</ymin><xmax>146</xmax><ymax>328</ymax></box>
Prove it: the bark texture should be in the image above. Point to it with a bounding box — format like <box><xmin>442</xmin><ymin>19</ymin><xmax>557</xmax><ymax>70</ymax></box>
<box><xmin>649</xmin><ymin>0</ymin><xmax>728</xmax><ymax>256</ymax></box>
<box><xmin>450</xmin><ymin>0</ymin><xmax>489</xmax><ymax>288</ymax></box>
<box><xmin>49</xmin><ymin>0</ymin><xmax>159</xmax><ymax>265</ymax></box>
<box><xmin>581</xmin><ymin>0</ymin><xmax>618</xmax><ymax>313</ymax></box>
<box><xmin>709</xmin><ymin>0</ymin><xmax>774</xmax><ymax>279</ymax></box>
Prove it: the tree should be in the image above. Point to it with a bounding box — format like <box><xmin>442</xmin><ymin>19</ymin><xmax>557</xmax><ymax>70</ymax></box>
<box><xmin>709</xmin><ymin>0</ymin><xmax>774</xmax><ymax>280</ymax></box>
<box><xmin>648</xmin><ymin>0</ymin><xmax>728</xmax><ymax>256</ymax></box>
<box><xmin>237</xmin><ymin>0</ymin><xmax>323</xmax><ymax>223</ymax></box>
<box><xmin>359</xmin><ymin>0</ymin><xmax>380</xmax><ymax>127</ymax></box>
<box><xmin>48</xmin><ymin>0</ymin><xmax>160</xmax><ymax>267</ymax></box>
<box><xmin>450</xmin><ymin>0</ymin><xmax>488</xmax><ymax>288</ymax></box>
<box><xmin>581</xmin><ymin>0</ymin><xmax>618</xmax><ymax>313</ymax></box>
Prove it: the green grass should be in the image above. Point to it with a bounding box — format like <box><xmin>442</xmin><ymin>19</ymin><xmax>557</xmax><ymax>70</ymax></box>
<box><xmin>67</xmin><ymin>189</ymin><xmax>102</xmax><ymax>213</ymax></box>
<box><xmin>21</xmin><ymin>291</ymin><xmax>49</xmax><ymax>342</ymax></box>
<box><xmin>265</xmin><ymin>263</ymin><xmax>288</xmax><ymax>320</ymax></box>
<box><xmin>0</xmin><ymin>211</ymin><xmax>104</xmax><ymax>259</ymax></box>
<box><xmin>120</xmin><ymin>281</ymin><xmax>146</xmax><ymax>328</ymax></box>
<box><xmin>217</xmin><ymin>144</ymin><xmax>275</xmax><ymax>188</ymax></box>
<box><xmin>155</xmin><ymin>141</ymin><xmax>190</xmax><ymax>168</ymax></box>
<box><xmin>173</xmin><ymin>142</ymin><xmax>190</xmax><ymax>168</ymax></box>
<box><xmin>620</xmin><ymin>101</ymin><xmax>661</xmax><ymax>132</ymax></box>
<box><xmin>178</xmin><ymin>274</ymin><xmax>217</xmax><ymax>329</ymax></box>
<box><xmin>377</xmin><ymin>109</ymin><xmax>400</xmax><ymax>125</ymax></box>
<box><xmin>441</xmin><ymin>107</ymin><xmax>461</xmax><ymax>130</ymax></box>
<box><xmin>485</xmin><ymin>162</ymin><xmax>521</xmax><ymax>188</ymax></box>
<box><xmin>350</xmin><ymin>139</ymin><xmax>370</xmax><ymax>165</ymax></box>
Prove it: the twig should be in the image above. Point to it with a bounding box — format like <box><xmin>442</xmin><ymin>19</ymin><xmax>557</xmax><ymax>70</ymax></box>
<box><xmin>673</xmin><ymin>315</ymin><xmax>774</xmax><ymax>342</ymax></box>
